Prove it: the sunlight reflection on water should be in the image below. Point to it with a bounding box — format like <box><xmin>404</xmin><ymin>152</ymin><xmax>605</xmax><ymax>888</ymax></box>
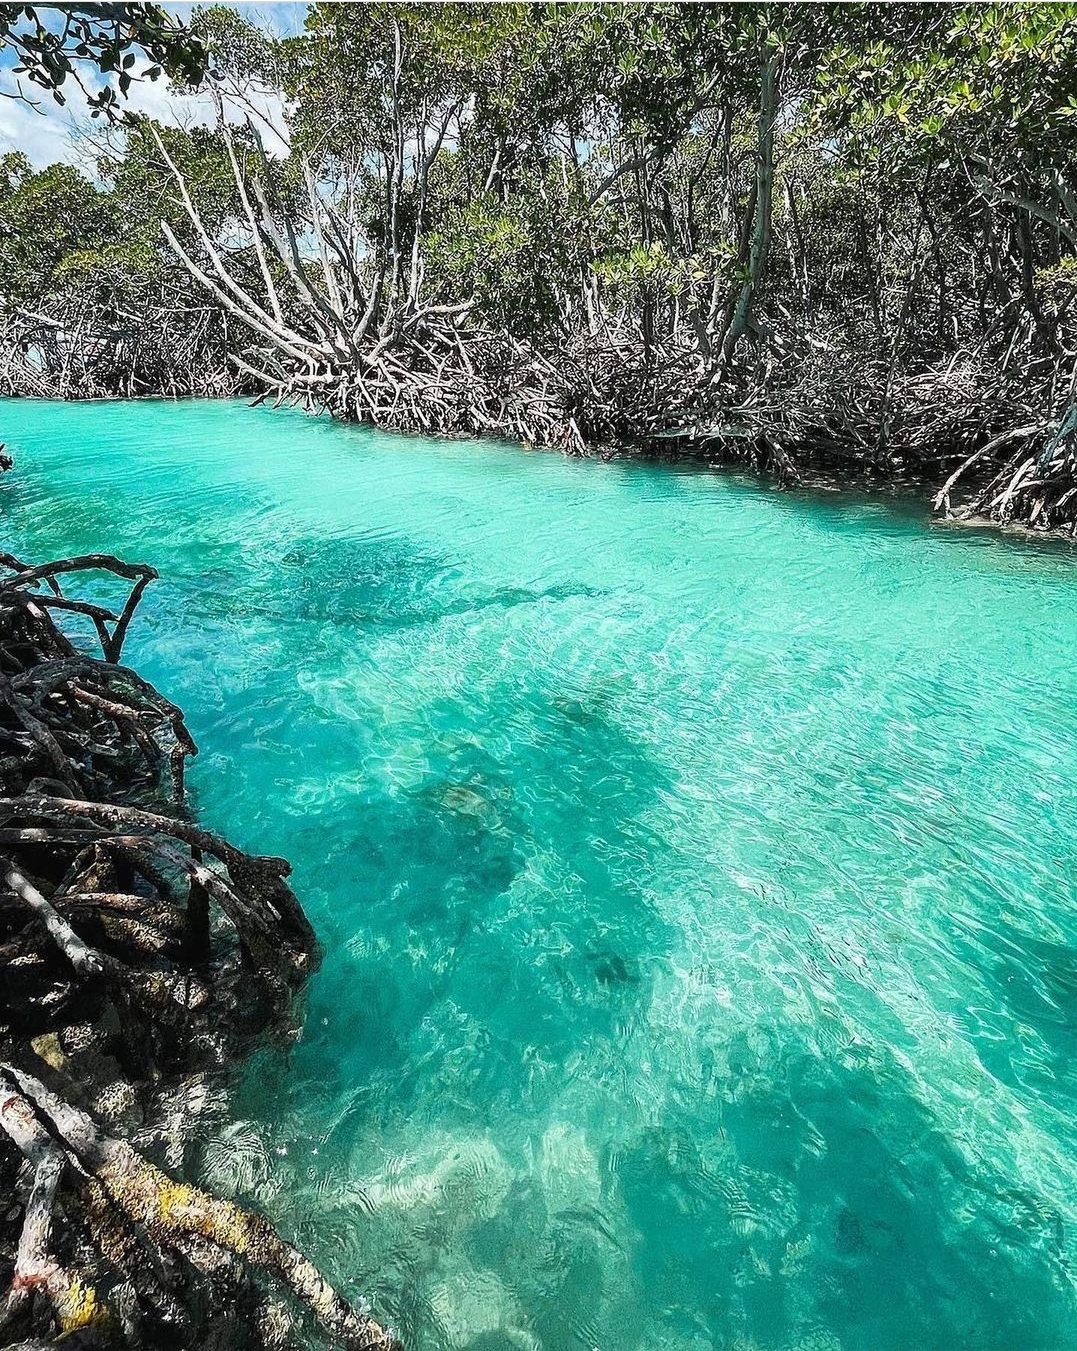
<box><xmin>3</xmin><ymin>397</ymin><xmax>1077</xmax><ymax>1350</ymax></box>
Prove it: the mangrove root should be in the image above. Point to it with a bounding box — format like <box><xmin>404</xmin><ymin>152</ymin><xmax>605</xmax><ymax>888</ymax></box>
<box><xmin>0</xmin><ymin>553</ymin><xmax>398</xmax><ymax>1350</ymax></box>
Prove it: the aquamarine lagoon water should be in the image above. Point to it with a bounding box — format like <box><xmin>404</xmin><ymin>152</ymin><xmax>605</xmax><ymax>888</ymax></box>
<box><xmin>4</xmin><ymin>398</ymin><xmax>1077</xmax><ymax>1350</ymax></box>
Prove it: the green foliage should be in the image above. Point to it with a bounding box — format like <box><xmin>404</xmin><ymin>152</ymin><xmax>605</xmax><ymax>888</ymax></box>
<box><xmin>54</xmin><ymin>241</ymin><xmax>158</xmax><ymax>285</ymax></box>
<box><xmin>102</xmin><ymin>120</ymin><xmax>244</xmax><ymax>246</ymax></box>
<box><xmin>0</xmin><ymin>115</ymin><xmax>245</xmax><ymax>313</ymax></box>
<box><xmin>425</xmin><ymin>193</ymin><xmax>568</xmax><ymax>333</ymax></box>
<box><xmin>0</xmin><ymin>3</ymin><xmax>207</xmax><ymax>115</ymax></box>
<box><xmin>816</xmin><ymin>4</ymin><xmax>1077</xmax><ymax>172</ymax></box>
<box><xmin>6</xmin><ymin>0</ymin><xmax>1077</xmax><ymax>413</ymax></box>
<box><xmin>0</xmin><ymin>154</ymin><xmax>113</xmax><ymax>299</ymax></box>
<box><xmin>188</xmin><ymin>4</ymin><xmax>279</xmax><ymax>88</ymax></box>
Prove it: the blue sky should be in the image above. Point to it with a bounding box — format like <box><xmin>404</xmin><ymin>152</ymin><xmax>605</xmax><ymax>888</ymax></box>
<box><xmin>0</xmin><ymin>3</ymin><xmax>308</xmax><ymax>168</ymax></box>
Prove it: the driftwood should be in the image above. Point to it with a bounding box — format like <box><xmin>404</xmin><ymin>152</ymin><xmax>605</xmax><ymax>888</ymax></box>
<box><xmin>0</xmin><ymin>553</ymin><xmax>398</xmax><ymax>1351</ymax></box>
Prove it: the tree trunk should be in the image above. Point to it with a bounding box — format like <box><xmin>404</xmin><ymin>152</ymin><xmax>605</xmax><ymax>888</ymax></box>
<box><xmin>719</xmin><ymin>52</ymin><xmax>779</xmax><ymax>365</ymax></box>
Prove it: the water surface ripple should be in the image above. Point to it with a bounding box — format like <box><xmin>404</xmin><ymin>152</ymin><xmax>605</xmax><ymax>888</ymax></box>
<box><xmin>3</xmin><ymin>398</ymin><xmax>1077</xmax><ymax>1350</ymax></box>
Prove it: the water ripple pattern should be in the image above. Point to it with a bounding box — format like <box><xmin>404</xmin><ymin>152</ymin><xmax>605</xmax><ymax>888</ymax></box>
<box><xmin>3</xmin><ymin>398</ymin><xmax>1077</xmax><ymax>1350</ymax></box>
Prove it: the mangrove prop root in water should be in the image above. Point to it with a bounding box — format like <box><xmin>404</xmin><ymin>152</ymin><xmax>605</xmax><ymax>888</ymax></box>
<box><xmin>0</xmin><ymin>553</ymin><xmax>399</xmax><ymax>1351</ymax></box>
<box><xmin>144</xmin><ymin>112</ymin><xmax>1077</xmax><ymax>534</ymax></box>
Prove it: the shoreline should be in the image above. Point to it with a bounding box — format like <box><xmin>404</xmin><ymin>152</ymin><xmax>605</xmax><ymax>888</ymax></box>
<box><xmin>4</xmin><ymin>388</ymin><xmax>1074</xmax><ymax>550</ymax></box>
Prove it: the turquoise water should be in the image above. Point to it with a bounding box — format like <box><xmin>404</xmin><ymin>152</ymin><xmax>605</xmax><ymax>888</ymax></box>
<box><xmin>3</xmin><ymin>399</ymin><xmax>1077</xmax><ymax>1350</ymax></box>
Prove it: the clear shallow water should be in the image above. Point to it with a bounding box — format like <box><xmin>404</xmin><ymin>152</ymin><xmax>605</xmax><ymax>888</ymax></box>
<box><xmin>3</xmin><ymin>399</ymin><xmax>1077</xmax><ymax>1350</ymax></box>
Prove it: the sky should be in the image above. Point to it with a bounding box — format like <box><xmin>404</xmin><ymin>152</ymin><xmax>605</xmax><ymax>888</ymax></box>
<box><xmin>0</xmin><ymin>3</ymin><xmax>308</xmax><ymax>169</ymax></box>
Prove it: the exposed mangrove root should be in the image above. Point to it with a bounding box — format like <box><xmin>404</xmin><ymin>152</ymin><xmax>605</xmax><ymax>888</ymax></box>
<box><xmin>0</xmin><ymin>553</ymin><xmax>398</xmax><ymax>1350</ymax></box>
<box><xmin>147</xmin><ymin>108</ymin><xmax>1077</xmax><ymax>533</ymax></box>
<box><xmin>0</xmin><ymin>300</ymin><xmax>243</xmax><ymax>402</ymax></box>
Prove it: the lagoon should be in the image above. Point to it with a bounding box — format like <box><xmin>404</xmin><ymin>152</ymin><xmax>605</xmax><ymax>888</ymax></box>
<box><xmin>3</xmin><ymin>397</ymin><xmax>1077</xmax><ymax>1350</ymax></box>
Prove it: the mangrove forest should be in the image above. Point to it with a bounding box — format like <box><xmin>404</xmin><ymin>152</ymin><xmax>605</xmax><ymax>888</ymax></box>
<box><xmin>3</xmin><ymin>4</ymin><xmax>1077</xmax><ymax>1351</ymax></box>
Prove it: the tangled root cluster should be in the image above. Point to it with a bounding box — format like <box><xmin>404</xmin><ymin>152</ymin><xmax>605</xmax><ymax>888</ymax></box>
<box><xmin>0</xmin><ymin>552</ymin><xmax>396</xmax><ymax>1351</ymax></box>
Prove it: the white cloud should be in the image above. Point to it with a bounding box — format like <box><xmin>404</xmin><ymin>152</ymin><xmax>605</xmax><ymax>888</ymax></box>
<box><xmin>0</xmin><ymin>84</ymin><xmax>284</xmax><ymax>172</ymax></box>
<box><xmin>0</xmin><ymin>94</ymin><xmax>86</xmax><ymax>167</ymax></box>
